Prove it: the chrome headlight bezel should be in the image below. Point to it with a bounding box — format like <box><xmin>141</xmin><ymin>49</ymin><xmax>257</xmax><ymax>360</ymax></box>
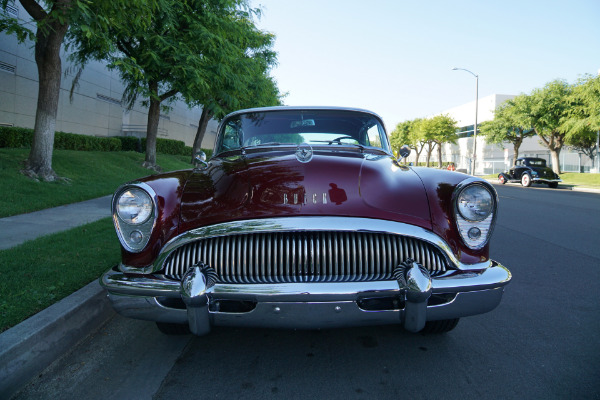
<box><xmin>453</xmin><ymin>180</ymin><xmax>498</xmax><ymax>250</ymax></box>
<box><xmin>112</xmin><ymin>182</ymin><xmax>158</xmax><ymax>253</ymax></box>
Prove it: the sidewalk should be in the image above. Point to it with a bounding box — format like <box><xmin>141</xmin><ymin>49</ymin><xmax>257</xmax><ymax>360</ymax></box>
<box><xmin>0</xmin><ymin>195</ymin><xmax>115</xmax><ymax>399</ymax></box>
<box><xmin>0</xmin><ymin>195</ymin><xmax>112</xmax><ymax>250</ymax></box>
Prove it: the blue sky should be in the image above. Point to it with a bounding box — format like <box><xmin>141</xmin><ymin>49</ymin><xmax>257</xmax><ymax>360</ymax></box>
<box><xmin>254</xmin><ymin>0</ymin><xmax>600</xmax><ymax>130</ymax></box>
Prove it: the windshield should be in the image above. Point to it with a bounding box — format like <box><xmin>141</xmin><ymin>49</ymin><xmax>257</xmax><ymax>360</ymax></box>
<box><xmin>215</xmin><ymin>109</ymin><xmax>389</xmax><ymax>155</ymax></box>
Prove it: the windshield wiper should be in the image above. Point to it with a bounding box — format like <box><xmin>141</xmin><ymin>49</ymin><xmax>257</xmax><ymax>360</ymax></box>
<box><xmin>312</xmin><ymin>140</ymin><xmax>364</xmax><ymax>151</ymax></box>
<box><xmin>243</xmin><ymin>142</ymin><xmax>296</xmax><ymax>149</ymax></box>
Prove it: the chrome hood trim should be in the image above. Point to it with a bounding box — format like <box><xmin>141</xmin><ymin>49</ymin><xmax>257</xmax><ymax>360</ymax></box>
<box><xmin>138</xmin><ymin>217</ymin><xmax>491</xmax><ymax>274</ymax></box>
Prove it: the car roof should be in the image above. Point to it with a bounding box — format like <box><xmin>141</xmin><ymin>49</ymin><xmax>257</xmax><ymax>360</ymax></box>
<box><xmin>222</xmin><ymin>106</ymin><xmax>385</xmax><ymax>126</ymax></box>
<box><xmin>517</xmin><ymin>157</ymin><xmax>545</xmax><ymax>161</ymax></box>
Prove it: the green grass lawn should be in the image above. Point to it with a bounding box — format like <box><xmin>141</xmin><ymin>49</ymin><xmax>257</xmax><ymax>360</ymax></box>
<box><xmin>0</xmin><ymin>218</ymin><xmax>118</xmax><ymax>333</ymax></box>
<box><xmin>558</xmin><ymin>172</ymin><xmax>600</xmax><ymax>188</ymax></box>
<box><xmin>0</xmin><ymin>149</ymin><xmax>194</xmax><ymax>331</ymax></box>
<box><xmin>0</xmin><ymin>149</ymin><xmax>193</xmax><ymax>218</ymax></box>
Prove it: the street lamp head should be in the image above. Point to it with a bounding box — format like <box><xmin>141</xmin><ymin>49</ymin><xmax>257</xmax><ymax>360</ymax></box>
<box><xmin>452</xmin><ymin>67</ymin><xmax>477</xmax><ymax>78</ymax></box>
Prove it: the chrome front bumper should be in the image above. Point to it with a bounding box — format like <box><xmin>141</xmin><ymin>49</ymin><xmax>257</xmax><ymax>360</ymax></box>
<box><xmin>100</xmin><ymin>261</ymin><xmax>511</xmax><ymax>334</ymax></box>
<box><xmin>532</xmin><ymin>177</ymin><xmax>561</xmax><ymax>184</ymax></box>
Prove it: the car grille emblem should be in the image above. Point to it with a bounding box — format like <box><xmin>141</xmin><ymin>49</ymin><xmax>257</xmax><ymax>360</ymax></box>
<box><xmin>295</xmin><ymin>143</ymin><xmax>313</xmax><ymax>163</ymax></box>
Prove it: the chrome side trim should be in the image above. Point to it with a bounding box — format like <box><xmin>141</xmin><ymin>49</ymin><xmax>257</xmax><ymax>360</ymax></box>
<box><xmin>143</xmin><ymin>217</ymin><xmax>490</xmax><ymax>274</ymax></box>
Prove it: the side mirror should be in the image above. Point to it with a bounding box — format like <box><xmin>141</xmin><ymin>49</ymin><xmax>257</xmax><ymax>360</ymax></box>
<box><xmin>193</xmin><ymin>151</ymin><xmax>209</xmax><ymax>170</ymax></box>
<box><xmin>398</xmin><ymin>145</ymin><xmax>411</xmax><ymax>159</ymax></box>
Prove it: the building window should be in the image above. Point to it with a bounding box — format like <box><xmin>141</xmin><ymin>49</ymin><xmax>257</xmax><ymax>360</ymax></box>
<box><xmin>3</xmin><ymin>1</ymin><xmax>18</xmax><ymax>17</ymax></box>
<box><xmin>456</xmin><ymin>125</ymin><xmax>475</xmax><ymax>138</ymax></box>
<box><xmin>96</xmin><ymin>93</ymin><xmax>122</xmax><ymax>106</ymax></box>
<box><xmin>0</xmin><ymin>61</ymin><xmax>16</xmax><ymax>74</ymax></box>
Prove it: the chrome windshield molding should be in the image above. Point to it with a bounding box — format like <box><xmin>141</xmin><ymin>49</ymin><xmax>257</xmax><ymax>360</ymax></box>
<box><xmin>100</xmin><ymin>262</ymin><xmax>510</xmax><ymax>302</ymax></box>
<box><xmin>150</xmin><ymin>216</ymin><xmax>477</xmax><ymax>273</ymax></box>
<box><xmin>222</xmin><ymin>106</ymin><xmax>386</xmax><ymax>125</ymax></box>
<box><xmin>215</xmin><ymin>107</ymin><xmax>391</xmax><ymax>157</ymax></box>
<box><xmin>112</xmin><ymin>182</ymin><xmax>159</xmax><ymax>253</ymax></box>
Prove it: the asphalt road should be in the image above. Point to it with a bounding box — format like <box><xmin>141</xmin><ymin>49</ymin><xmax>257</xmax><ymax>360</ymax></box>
<box><xmin>14</xmin><ymin>184</ymin><xmax>600</xmax><ymax>400</ymax></box>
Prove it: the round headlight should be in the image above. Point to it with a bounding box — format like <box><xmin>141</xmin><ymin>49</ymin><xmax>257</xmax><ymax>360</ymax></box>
<box><xmin>116</xmin><ymin>188</ymin><xmax>153</xmax><ymax>224</ymax></box>
<box><xmin>457</xmin><ymin>185</ymin><xmax>493</xmax><ymax>222</ymax></box>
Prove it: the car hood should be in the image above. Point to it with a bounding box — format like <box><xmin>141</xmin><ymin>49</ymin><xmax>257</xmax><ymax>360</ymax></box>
<box><xmin>179</xmin><ymin>149</ymin><xmax>432</xmax><ymax>232</ymax></box>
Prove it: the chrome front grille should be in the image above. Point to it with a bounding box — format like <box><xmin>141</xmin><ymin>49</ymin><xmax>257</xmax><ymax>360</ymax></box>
<box><xmin>162</xmin><ymin>231</ymin><xmax>448</xmax><ymax>283</ymax></box>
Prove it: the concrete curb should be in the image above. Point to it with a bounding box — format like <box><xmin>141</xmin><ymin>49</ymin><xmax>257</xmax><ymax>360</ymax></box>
<box><xmin>0</xmin><ymin>280</ymin><xmax>114</xmax><ymax>399</ymax></box>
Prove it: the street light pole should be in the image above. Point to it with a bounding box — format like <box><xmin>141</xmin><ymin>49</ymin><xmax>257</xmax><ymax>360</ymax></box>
<box><xmin>452</xmin><ymin>67</ymin><xmax>479</xmax><ymax>175</ymax></box>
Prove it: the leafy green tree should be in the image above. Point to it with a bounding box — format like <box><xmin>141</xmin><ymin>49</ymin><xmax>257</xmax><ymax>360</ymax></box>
<box><xmin>417</xmin><ymin>118</ymin><xmax>437</xmax><ymax>167</ymax></box>
<box><xmin>0</xmin><ymin>0</ymin><xmax>146</xmax><ymax>180</ymax></box>
<box><xmin>563</xmin><ymin>74</ymin><xmax>600</xmax><ymax>169</ymax></box>
<box><xmin>409</xmin><ymin>118</ymin><xmax>427</xmax><ymax>166</ymax></box>
<box><xmin>189</xmin><ymin>16</ymin><xmax>282</xmax><ymax>156</ymax></box>
<box><xmin>480</xmin><ymin>94</ymin><xmax>536</xmax><ymax>167</ymax></box>
<box><xmin>429</xmin><ymin>114</ymin><xmax>457</xmax><ymax>168</ymax></box>
<box><xmin>69</xmin><ymin>0</ymin><xmax>261</xmax><ymax>171</ymax></box>
<box><xmin>192</xmin><ymin>72</ymin><xmax>283</xmax><ymax>156</ymax></box>
<box><xmin>390</xmin><ymin>120</ymin><xmax>416</xmax><ymax>158</ymax></box>
<box><xmin>528</xmin><ymin>79</ymin><xmax>573</xmax><ymax>174</ymax></box>
<box><xmin>418</xmin><ymin>117</ymin><xmax>456</xmax><ymax>167</ymax></box>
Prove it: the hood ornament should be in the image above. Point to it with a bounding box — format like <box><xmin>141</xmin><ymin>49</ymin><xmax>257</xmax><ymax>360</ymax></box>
<box><xmin>295</xmin><ymin>143</ymin><xmax>313</xmax><ymax>163</ymax></box>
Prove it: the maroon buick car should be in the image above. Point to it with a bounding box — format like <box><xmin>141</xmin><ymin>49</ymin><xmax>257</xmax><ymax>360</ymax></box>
<box><xmin>101</xmin><ymin>106</ymin><xmax>511</xmax><ymax>335</ymax></box>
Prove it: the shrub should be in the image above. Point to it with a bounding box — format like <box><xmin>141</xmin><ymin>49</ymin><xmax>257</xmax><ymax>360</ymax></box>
<box><xmin>140</xmin><ymin>137</ymin><xmax>186</xmax><ymax>156</ymax></box>
<box><xmin>0</xmin><ymin>126</ymin><xmax>33</xmax><ymax>148</ymax></box>
<box><xmin>117</xmin><ymin>136</ymin><xmax>143</xmax><ymax>152</ymax></box>
<box><xmin>0</xmin><ymin>126</ymin><xmax>198</xmax><ymax>156</ymax></box>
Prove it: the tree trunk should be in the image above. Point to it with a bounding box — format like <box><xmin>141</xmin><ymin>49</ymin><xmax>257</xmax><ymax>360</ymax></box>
<box><xmin>22</xmin><ymin>18</ymin><xmax>68</xmax><ymax>181</ymax></box>
<box><xmin>425</xmin><ymin>142</ymin><xmax>435</xmax><ymax>167</ymax></box>
<box><xmin>192</xmin><ymin>107</ymin><xmax>213</xmax><ymax>158</ymax></box>
<box><xmin>437</xmin><ymin>142</ymin><xmax>443</xmax><ymax>168</ymax></box>
<box><xmin>550</xmin><ymin>148</ymin><xmax>561</xmax><ymax>174</ymax></box>
<box><xmin>512</xmin><ymin>140</ymin><xmax>522</xmax><ymax>167</ymax></box>
<box><xmin>144</xmin><ymin>81</ymin><xmax>161</xmax><ymax>171</ymax></box>
<box><xmin>535</xmin><ymin>128</ymin><xmax>563</xmax><ymax>174</ymax></box>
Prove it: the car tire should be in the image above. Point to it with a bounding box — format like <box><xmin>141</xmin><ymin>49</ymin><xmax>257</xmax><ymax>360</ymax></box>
<box><xmin>548</xmin><ymin>182</ymin><xmax>558</xmax><ymax>188</ymax></box>
<box><xmin>498</xmin><ymin>174</ymin><xmax>506</xmax><ymax>184</ymax></box>
<box><xmin>521</xmin><ymin>173</ymin><xmax>532</xmax><ymax>187</ymax></box>
<box><xmin>156</xmin><ymin>322</ymin><xmax>191</xmax><ymax>335</ymax></box>
<box><xmin>419</xmin><ymin>318</ymin><xmax>460</xmax><ymax>334</ymax></box>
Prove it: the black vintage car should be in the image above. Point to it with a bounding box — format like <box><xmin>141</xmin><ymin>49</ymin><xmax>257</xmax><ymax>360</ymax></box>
<box><xmin>498</xmin><ymin>157</ymin><xmax>561</xmax><ymax>188</ymax></box>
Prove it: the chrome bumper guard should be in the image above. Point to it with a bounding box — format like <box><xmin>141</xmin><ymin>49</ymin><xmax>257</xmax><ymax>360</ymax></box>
<box><xmin>100</xmin><ymin>260</ymin><xmax>511</xmax><ymax>335</ymax></box>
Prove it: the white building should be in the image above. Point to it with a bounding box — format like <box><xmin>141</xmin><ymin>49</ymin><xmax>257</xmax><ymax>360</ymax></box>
<box><xmin>435</xmin><ymin>94</ymin><xmax>594</xmax><ymax>175</ymax></box>
<box><xmin>0</xmin><ymin>2</ymin><xmax>217</xmax><ymax>149</ymax></box>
